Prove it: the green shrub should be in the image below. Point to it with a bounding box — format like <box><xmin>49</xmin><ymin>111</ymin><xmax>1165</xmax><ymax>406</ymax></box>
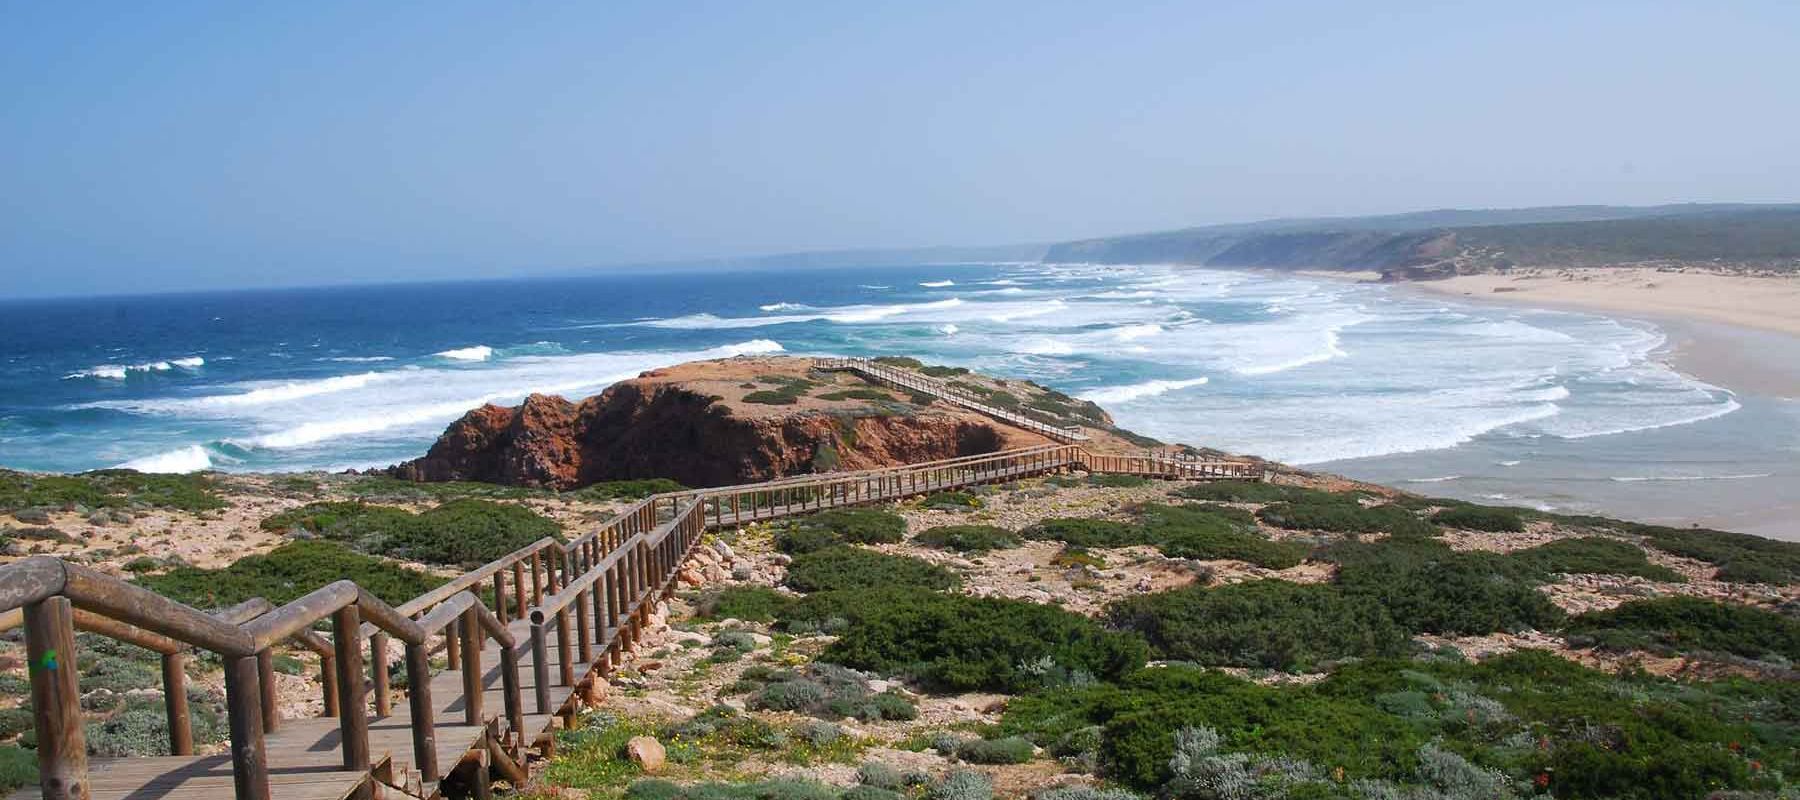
<box><xmin>0</xmin><ymin>708</ymin><xmax>33</xmax><ymax>740</ymax></box>
<box><xmin>743</xmin><ymin>376</ymin><xmax>818</xmax><ymax>405</ymax></box>
<box><xmin>1565</xmin><ymin>596</ymin><xmax>1800</xmax><ymax>661</ymax></box>
<box><xmin>1023</xmin><ymin>518</ymin><xmax>1140</xmax><ymax>548</ymax></box>
<box><xmin>695</xmin><ymin>586</ymin><xmax>794</xmax><ymax>622</ymax></box>
<box><xmin>954</xmin><ymin>736</ymin><xmax>1035</xmax><ymax>764</ymax></box>
<box><xmin>1632</xmin><ymin>524</ymin><xmax>1800</xmax><ymax>584</ymax></box>
<box><xmin>775</xmin><ymin>526</ymin><xmax>843</xmax><ymax>555</ymax></box>
<box><xmin>1137</xmin><ymin>503</ymin><xmax>1308</xmax><ymax>568</ymax></box>
<box><xmin>745</xmin><ymin>664</ymin><xmax>918</xmax><ymax>722</ymax></box>
<box><xmin>1326</xmin><ymin>538</ymin><xmax>1562</xmax><ymax>635</ymax></box>
<box><xmin>1509</xmin><ymin>537</ymin><xmax>1682</xmax><ymax>581</ymax></box>
<box><xmin>874</xmin><ymin>356</ymin><xmax>925</xmax><ymax>369</ymax></box>
<box><xmin>1089</xmin><ymin>474</ymin><xmax>1151</xmax><ymax>489</ymax></box>
<box><xmin>919</xmin><ymin>365</ymin><xmax>970</xmax><ymax>378</ymax></box>
<box><xmin>260</xmin><ymin>499</ymin><xmax>559</xmax><ymax>567</ymax></box>
<box><xmin>1174</xmin><ymin>481</ymin><xmax>1354</xmax><ymax>505</ymax></box>
<box><xmin>1431</xmin><ymin>504</ymin><xmax>1526</xmax><ymax>532</ymax></box>
<box><xmin>340</xmin><ymin>476</ymin><xmax>550</xmax><ymax>501</ymax></box>
<box><xmin>819</xmin><ymin>389</ymin><xmax>895</xmax><ymax>402</ymax></box>
<box><xmin>914</xmin><ymin>525</ymin><xmax>1020</xmax><ymax>553</ymax></box>
<box><xmin>785</xmin><ymin>509</ymin><xmax>906</xmax><ymax>546</ymax></box>
<box><xmin>0</xmin><ymin>469</ymin><xmax>224</xmax><ymax>514</ymax></box>
<box><xmin>573</xmin><ymin>478</ymin><xmax>687</xmax><ymax>501</ymax></box>
<box><xmin>928</xmin><ymin>771</ymin><xmax>992</xmax><ymax>800</ymax></box>
<box><xmin>0</xmin><ymin>745</ymin><xmax>35</xmax><ymax>793</ymax></box>
<box><xmin>918</xmin><ymin>491</ymin><xmax>981</xmax><ymax>510</ymax></box>
<box><xmin>784</xmin><ymin>547</ymin><xmax>958</xmax><ymax>594</ymax></box>
<box><xmin>1107</xmin><ymin>580</ymin><xmax>1411</xmax><ymax>671</ymax></box>
<box><xmin>780</xmin><ymin>588</ymin><xmax>1147</xmax><ymax>693</ymax></box>
<box><xmin>1258</xmin><ymin>500</ymin><xmax>1437</xmax><ymax>538</ymax></box>
<box><xmin>140</xmin><ymin>540</ymin><xmax>444</xmax><ymax>608</ymax></box>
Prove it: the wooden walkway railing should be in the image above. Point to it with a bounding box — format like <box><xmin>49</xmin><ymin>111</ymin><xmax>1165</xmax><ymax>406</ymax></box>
<box><xmin>0</xmin><ymin>442</ymin><xmax>1257</xmax><ymax>800</ymax></box>
<box><xmin>814</xmin><ymin>357</ymin><xmax>1090</xmax><ymax>442</ymax></box>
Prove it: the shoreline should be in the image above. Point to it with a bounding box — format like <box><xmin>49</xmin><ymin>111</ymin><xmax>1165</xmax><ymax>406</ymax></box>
<box><xmin>1388</xmin><ymin>268</ymin><xmax>1800</xmax><ymax>399</ymax></box>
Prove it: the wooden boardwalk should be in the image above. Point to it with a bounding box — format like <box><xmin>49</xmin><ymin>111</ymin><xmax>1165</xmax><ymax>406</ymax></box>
<box><xmin>2</xmin><ymin>428</ymin><xmax>1261</xmax><ymax>800</ymax></box>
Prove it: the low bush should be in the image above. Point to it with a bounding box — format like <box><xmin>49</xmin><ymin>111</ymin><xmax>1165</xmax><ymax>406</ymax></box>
<box><xmin>1431</xmin><ymin>504</ymin><xmax>1526</xmax><ymax>532</ymax></box>
<box><xmin>0</xmin><ymin>745</ymin><xmax>34</xmax><ymax>793</ymax></box>
<box><xmin>140</xmin><ymin>540</ymin><xmax>444</xmax><ymax>608</ymax></box>
<box><xmin>917</xmin><ymin>491</ymin><xmax>981</xmax><ymax>510</ymax></box>
<box><xmin>873</xmin><ymin>356</ymin><xmax>925</xmax><ymax>369</ymax></box>
<box><xmin>914</xmin><ymin>525</ymin><xmax>1020</xmax><ymax>553</ymax></box>
<box><xmin>744</xmin><ymin>664</ymin><xmax>919</xmax><ymax>722</ymax></box>
<box><xmin>260</xmin><ymin>498</ymin><xmax>560</xmax><ymax>567</ymax></box>
<box><xmin>1565</xmin><ymin>596</ymin><xmax>1800</xmax><ymax>661</ymax></box>
<box><xmin>780</xmin><ymin>588</ymin><xmax>1147</xmax><ymax>693</ymax></box>
<box><xmin>1023</xmin><ymin>518</ymin><xmax>1140</xmax><ymax>548</ymax></box>
<box><xmin>954</xmin><ymin>736</ymin><xmax>1035</xmax><ymax>764</ymax></box>
<box><xmin>784</xmin><ymin>547</ymin><xmax>958</xmax><ymax>594</ymax></box>
<box><xmin>1137</xmin><ymin>503</ymin><xmax>1307</xmax><ymax>568</ymax></box>
<box><xmin>572</xmin><ymin>478</ymin><xmax>686</xmax><ymax>501</ymax></box>
<box><xmin>1510</xmin><ymin>537</ymin><xmax>1682</xmax><ymax>581</ymax></box>
<box><xmin>928</xmin><ymin>771</ymin><xmax>993</xmax><ymax>800</ymax></box>
<box><xmin>781</xmin><ymin>509</ymin><xmax>906</xmax><ymax>548</ymax></box>
<box><xmin>1258</xmin><ymin>500</ymin><xmax>1437</xmax><ymax>538</ymax></box>
<box><xmin>743</xmin><ymin>376</ymin><xmax>818</xmax><ymax>405</ymax></box>
<box><xmin>1174</xmin><ymin>481</ymin><xmax>1354</xmax><ymax>505</ymax></box>
<box><xmin>1326</xmin><ymin>538</ymin><xmax>1563</xmax><ymax>635</ymax></box>
<box><xmin>1088</xmin><ymin>474</ymin><xmax>1150</xmax><ymax>489</ymax></box>
<box><xmin>819</xmin><ymin>389</ymin><xmax>894</xmax><ymax>402</ymax></box>
<box><xmin>341</xmin><ymin>476</ymin><xmax>549</xmax><ymax>501</ymax></box>
<box><xmin>1107</xmin><ymin>580</ymin><xmax>1411</xmax><ymax>671</ymax></box>
<box><xmin>1632</xmin><ymin>524</ymin><xmax>1800</xmax><ymax>584</ymax></box>
<box><xmin>1005</xmin><ymin>651</ymin><xmax>1798</xmax><ymax>798</ymax></box>
<box><xmin>0</xmin><ymin>468</ymin><xmax>224</xmax><ymax>514</ymax></box>
<box><xmin>695</xmin><ymin>586</ymin><xmax>795</xmax><ymax>622</ymax></box>
<box><xmin>920</xmin><ymin>365</ymin><xmax>969</xmax><ymax>377</ymax></box>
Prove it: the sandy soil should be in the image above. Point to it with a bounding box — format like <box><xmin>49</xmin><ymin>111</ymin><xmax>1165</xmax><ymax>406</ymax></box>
<box><xmin>1411</xmin><ymin>267</ymin><xmax>1800</xmax><ymax>337</ymax></box>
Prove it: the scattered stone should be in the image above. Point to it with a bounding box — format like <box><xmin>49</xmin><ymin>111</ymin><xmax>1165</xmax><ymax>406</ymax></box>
<box><xmin>625</xmin><ymin>735</ymin><xmax>667</xmax><ymax>773</ymax></box>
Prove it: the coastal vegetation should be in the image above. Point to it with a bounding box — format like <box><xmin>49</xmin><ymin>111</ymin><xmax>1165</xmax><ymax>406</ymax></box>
<box><xmin>913</xmin><ymin>524</ymin><xmax>1020</xmax><ymax>553</ymax></box>
<box><xmin>261</xmin><ymin>498</ymin><xmax>561</xmax><ymax>566</ymax></box>
<box><xmin>1</xmin><ymin>468</ymin><xmax>224</xmax><ymax>515</ymax></box>
<box><xmin>138</xmin><ymin>540</ymin><xmax>444</xmax><ymax>608</ymax></box>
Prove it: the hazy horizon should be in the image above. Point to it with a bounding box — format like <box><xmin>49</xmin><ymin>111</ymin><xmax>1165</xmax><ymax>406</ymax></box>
<box><xmin>4</xmin><ymin>2</ymin><xmax>1799</xmax><ymax>297</ymax></box>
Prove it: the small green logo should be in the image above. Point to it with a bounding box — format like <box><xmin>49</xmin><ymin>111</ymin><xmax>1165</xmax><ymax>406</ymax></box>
<box><xmin>36</xmin><ymin>649</ymin><xmax>58</xmax><ymax>672</ymax></box>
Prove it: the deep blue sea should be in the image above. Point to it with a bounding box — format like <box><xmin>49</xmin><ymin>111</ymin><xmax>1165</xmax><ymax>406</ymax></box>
<box><xmin>4</xmin><ymin>263</ymin><xmax>1796</xmax><ymax>536</ymax></box>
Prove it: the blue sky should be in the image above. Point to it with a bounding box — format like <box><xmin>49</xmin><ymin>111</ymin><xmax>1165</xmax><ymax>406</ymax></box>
<box><xmin>2</xmin><ymin>1</ymin><xmax>1797</xmax><ymax>297</ymax></box>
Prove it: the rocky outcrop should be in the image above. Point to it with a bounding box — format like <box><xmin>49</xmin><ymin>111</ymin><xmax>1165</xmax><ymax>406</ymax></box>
<box><xmin>388</xmin><ymin>373</ymin><xmax>1013</xmax><ymax>490</ymax></box>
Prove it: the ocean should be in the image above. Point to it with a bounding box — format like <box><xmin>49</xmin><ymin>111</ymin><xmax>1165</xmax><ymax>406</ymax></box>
<box><xmin>4</xmin><ymin>263</ymin><xmax>1795</xmax><ymax>537</ymax></box>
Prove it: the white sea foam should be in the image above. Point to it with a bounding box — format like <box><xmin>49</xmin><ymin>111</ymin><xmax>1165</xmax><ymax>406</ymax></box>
<box><xmin>1403</xmin><ymin>475</ymin><xmax>1462</xmax><ymax>484</ymax></box>
<box><xmin>919</xmin><ymin>280</ymin><xmax>955</xmax><ymax>288</ymax></box>
<box><xmin>64</xmin><ymin>357</ymin><xmax>204</xmax><ymax>380</ymax></box>
<box><xmin>1497</xmin><ymin>460</ymin><xmax>1523</xmax><ymax>467</ymax></box>
<box><xmin>1610</xmin><ymin>473</ymin><xmax>1770</xmax><ymax>483</ymax></box>
<box><xmin>1109</xmin><ymin>324</ymin><xmax>1164</xmax><ymax>342</ymax></box>
<box><xmin>435</xmin><ymin>345</ymin><xmax>494</xmax><ymax>361</ymax></box>
<box><xmin>1078</xmin><ymin>377</ymin><xmax>1209</xmax><ymax>405</ymax></box>
<box><xmin>1015</xmin><ymin>338</ymin><xmax>1076</xmax><ymax>356</ymax></box>
<box><xmin>760</xmin><ymin>302</ymin><xmax>809</xmax><ymax>312</ymax></box>
<box><xmin>323</xmin><ymin>356</ymin><xmax>395</xmax><ymax>363</ymax></box>
<box><xmin>858</xmin><ymin>285</ymin><xmax>891</xmax><ymax>290</ymax></box>
<box><xmin>118</xmin><ymin>445</ymin><xmax>214</xmax><ymax>473</ymax></box>
<box><xmin>936</xmin><ymin>324</ymin><xmax>960</xmax><ymax>336</ymax></box>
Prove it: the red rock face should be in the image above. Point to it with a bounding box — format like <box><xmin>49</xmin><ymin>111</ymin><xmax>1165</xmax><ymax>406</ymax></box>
<box><xmin>389</xmin><ymin>381</ymin><xmax>1011</xmax><ymax>490</ymax></box>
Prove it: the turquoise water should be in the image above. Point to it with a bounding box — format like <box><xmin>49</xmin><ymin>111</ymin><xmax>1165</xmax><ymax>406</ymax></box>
<box><xmin>2</xmin><ymin>262</ymin><xmax>1789</xmax><ymax>535</ymax></box>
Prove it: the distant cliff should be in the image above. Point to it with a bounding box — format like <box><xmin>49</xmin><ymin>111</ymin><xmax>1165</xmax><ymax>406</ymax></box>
<box><xmin>1043</xmin><ymin>205</ymin><xmax>1800</xmax><ymax>276</ymax></box>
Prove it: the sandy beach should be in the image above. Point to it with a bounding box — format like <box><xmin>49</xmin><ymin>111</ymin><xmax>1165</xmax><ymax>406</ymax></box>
<box><xmin>1409</xmin><ymin>267</ymin><xmax>1800</xmax><ymax>398</ymax></box>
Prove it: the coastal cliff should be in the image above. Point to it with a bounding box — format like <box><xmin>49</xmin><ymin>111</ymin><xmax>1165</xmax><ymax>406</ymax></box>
<box><xmin>386</xmin><ymin>356</ymin><xmax>1070</xmax><ymax>489</ymax></box>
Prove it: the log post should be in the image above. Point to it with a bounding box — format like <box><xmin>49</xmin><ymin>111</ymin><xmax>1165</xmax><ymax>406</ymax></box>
<box><xmin>162</xmin><ymin>651</ymin><xmax>193</xmax><ymax>755</ymax></box>
<box><xmin>446</xmin><ymin>619</ymin><xmax>462</xmax><ymax>670</ymax></box>
<box><xmin>575</xmin><ymin>587</ymin><xmax>593</xmax><ymax>664</ymax></box>
<box><xmin>222</xmin><ymin>653</ymin><xmax>271</xmax><ymax>800</ymax></box>
<box><xmin>556</xmin><ymin>608</ymin><xmax>574</xmax><ymax>686</ymax></box>
<box><xmin>320</xmin><ymin>651</ymin><xmax>339</xmax><ymax>718</ymax></box>
<box><xmin>370</xmin><ymin>632</ymin><xmax>391</xmax><ymax>717</ymax></box>
<box><xmin>511</xmin><ymin>562</ymin><xmax>527</xmax><ymax>620</ymax></box>
<box><xmin>256</xmin><ymin>649</ymin><xmax>279</xmax><ymax>733</ymax></box>
<box><xmin>405</xmin><ymin>642</ymin><xmax>439</xmax><ymax>783</ymax></box>
<box><xmin>460</xmin><ymin>610</ymin><xmax>483</xmax><ymax>725</ymax></box>
<box><xmin>332</xmin><ymin>606</ymin><xmax>371</xmax><ymax>778</ymax></box>
<box><xmin>25</xmin><ymin>597</ymin><xmax>88</xmax><ymax>800</ymax></box>
<box><xmin>529</xmin><ymin>552</ymin><xmax>543</xmax><ymax>605</ymax></box>
<box><xmin>494</xmin><ymin>570</ymin><xmax>509</xmax><ymax>624</ymax></box>
<box><xmin>497</xmin><ymin>637</ymin><xmax>525</xmax><ymax>747</ymax></box>
<box><xmin>530</xmin><ymin>620</ymin><xmax>552</xmax><ymax>714</ymax></box>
